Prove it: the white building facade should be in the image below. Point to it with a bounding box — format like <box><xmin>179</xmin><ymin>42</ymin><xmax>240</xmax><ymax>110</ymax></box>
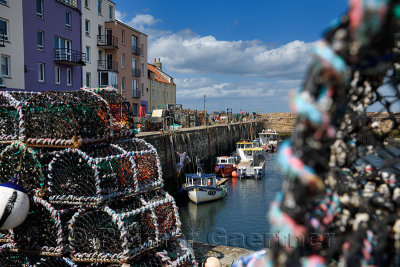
<box><xmin>0</xmin><ymin>0</ymin><xmax>25</xmax><ymax>90</ymax></box>
<box><xmin>81</xmin><ymin>0</ymin><xmax>116</xmax><ymax>88</ymax></box>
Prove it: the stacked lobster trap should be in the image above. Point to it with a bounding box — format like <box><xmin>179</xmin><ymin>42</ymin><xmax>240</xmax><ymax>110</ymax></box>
<box><xmin>0</xmin><ymin>89</ymin><xmax>195</xmax><ymax>266</ymax></box>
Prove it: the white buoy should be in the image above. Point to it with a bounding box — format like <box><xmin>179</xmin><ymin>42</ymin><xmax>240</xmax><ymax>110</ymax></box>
<box><xmin>0</xmin><ymin>181</ymin><xmax>29</xmax><ymax>230</ymax></box>
<box><xmin>204</xmin><ymin>257</ymin><xmax>222</xmax><ymax>267</ymax></box>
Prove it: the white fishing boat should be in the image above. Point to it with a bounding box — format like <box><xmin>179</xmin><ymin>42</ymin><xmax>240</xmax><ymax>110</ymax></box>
<box><xmin>259</xmin><ymin>129</ymin><xmax>280</xmax><ymax>153</ymax></box>
<box><xmin>183</xmin><ymin>161</ymin><xmax>228</xmax><ymax>204</ymax></box>
<box><xmin>236</xmin><ymin>147</ymin><xmax>265</xmax><ymax>178</ymax></box>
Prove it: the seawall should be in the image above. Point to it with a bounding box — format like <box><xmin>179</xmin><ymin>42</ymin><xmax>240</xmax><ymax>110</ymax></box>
<box><xmin>137</xmin><ymin>121</ymin><xmax>264</xmax><ymax>193</ymax></box>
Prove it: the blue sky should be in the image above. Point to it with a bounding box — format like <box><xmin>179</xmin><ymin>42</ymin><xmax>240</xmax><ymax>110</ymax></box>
<box><xmin>116</xmin><ymin>0</ymin><xmax>349</xmax><ymax>113</ymax></box>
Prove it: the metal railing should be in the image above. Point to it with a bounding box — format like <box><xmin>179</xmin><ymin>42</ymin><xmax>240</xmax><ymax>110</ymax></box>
<box><xmin>56</xmin><ymin>0</ymin><xmax>78</xmax><ymax>9</ymax></box>
<box><xmin>97</xmin><ymin>35</ymin><xmax>118</xmax><ymax>48</ymax></box>
<box><xmin>54</xmin><ymin>48</ymin><xmax>86</xmax><ymax>65</ymax></box>
<box><xmin>132</xmin><ymin>46</ymin><xmax>141</xmax><ymax>55</ymax></box>
<box><xmin>97</xmin><ymin>60</ymin><xmax>118</xmax><ymax>72</ymax></box>
<box><xmin>132</xmin><ymin>89</ymin><xmax>141</xmax><ymax>98</ymax></box>
<box><xmin>132</xmin><ymin>69</ymin><xmax>141</xmax><ymax>77</ymax></box>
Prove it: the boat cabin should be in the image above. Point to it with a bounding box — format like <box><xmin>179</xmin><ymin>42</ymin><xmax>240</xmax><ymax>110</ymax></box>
<box><xmin>236</xmin><ymin>141</ymin><xmax>254</xmax><ymax>150</ymax></box>
<box><xmin>259</xmin><ymin>129</ymin><xmax>279</xmax><ymax>146</ymax></box>
<box><xmin>216</xmin><ymin>156</ymin><xmax>236</xmax><ymax>165</ymax></box>
<box><xmin>185</xmin><ymin>174</ymin><xmax>216</xmax><ymax>187</ymax></box>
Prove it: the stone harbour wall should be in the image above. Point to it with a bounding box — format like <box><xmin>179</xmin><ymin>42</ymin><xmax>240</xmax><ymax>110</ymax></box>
<box><xmin>137</xmin><ymin>121</ymin><xmax>264</xmax><ymax>194</ymax></box>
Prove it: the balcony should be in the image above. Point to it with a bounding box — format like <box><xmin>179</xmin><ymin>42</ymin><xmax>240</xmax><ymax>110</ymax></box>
<box><xmin>97</xmin><ymin>60</ymin><xmax>118</xmax><ymax>72</ymax></box>
<box><xmin>97</xmin><ymin>35</ymin><xmax>118</xmax><ymax>49</ymax></box>
<box><xmin>54</xmin><ymin>48</ymin><xmax>86</xmax><ymax>66</ymax></box>
<box><xmin>56</xmin><ymin>0</ymin><xmax>78</xmax><ymax>9</ymax></box>
<box><xmin>132</xmin><ymin>89</ymin><xmax>141</xmax><ymax>98</ymax></box>
<box><xmin>132</xmin><ymin>69</ymin><xmax>140</xmax><ymax>77</ymax></box>
<box><xmin>132</xmin><ymin>46</ymin><xmax>141</xmax><ymax>56</ymax></box>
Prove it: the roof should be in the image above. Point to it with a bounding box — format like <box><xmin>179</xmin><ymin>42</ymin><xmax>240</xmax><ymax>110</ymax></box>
<box><xmin>148</xmin><ymin>64</ymin><xmax>175</xmax><ymax>85</ymax></box>
<box><xmin>186</xmin><ymin>173</ymin><xmax>215</xmax><ymax>179</ymax></box>
<box><xmin>114</xmin><ymin>20</ymin><xmax>148</xmax><ymax>36</ymax></box>
<box><xmin>237</xmin><ymin>141</ymin><xmax>253</xmax><ymax>144</ymax></box>
<box><xmin>243</xmin><ymin>148</ymin><xmax>264</xmax><ymax>151</ymax></box>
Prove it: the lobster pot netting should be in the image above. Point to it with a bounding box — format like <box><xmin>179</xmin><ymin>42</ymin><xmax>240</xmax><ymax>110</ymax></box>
<box><xmin>68</xmin><ymin>192</ymin><xmax>181</xmax><ymax>263</ymax></box>
<box><xmin>83</xmin><ymin>88</ymin><xmax>134</xmax><ymax>132</ymax></box>
<box><xmin>231</xmin><ymin>1</ymin><xmax>400</xmax><ymax>266</ymax></box>
<box><xmin>0</xmin><ymin>142</ymin><xmax>46</xmax><ymax>194</ymax></box>
<box><xmin>8</xmin><ymin>197</ymin><xmax>63</xmax><ymax>257</ymax></box>
<box><xmin>114</xmin><ymin>138</ymin><xmax>164</xmax><ymax>191</ymax></box>
<box><xmin>0</xmin><ymin>91</ymin><xmax>133</xmax><ymax>148</ymax></box>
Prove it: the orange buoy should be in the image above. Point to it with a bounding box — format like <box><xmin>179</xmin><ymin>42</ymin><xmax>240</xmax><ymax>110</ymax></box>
<box><xmin>232</xmin><ymin>171</ymin><xmax>238</xmax><ymax>178</ymax></box>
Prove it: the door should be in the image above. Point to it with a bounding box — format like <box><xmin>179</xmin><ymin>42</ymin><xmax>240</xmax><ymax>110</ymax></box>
<box><xmin>106</xmin><ymin>29</ymin><xmax>112</xmax><ymax>46</ymax></box>
<box><xmin>106</xmin><ymin>53</ymin><xmax>112</xmax><ymax>70</ymax></box>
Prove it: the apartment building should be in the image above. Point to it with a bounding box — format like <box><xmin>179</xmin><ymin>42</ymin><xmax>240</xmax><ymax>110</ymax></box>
<box><xmin>147</xmin><ymin>59</ymin><xmax>176</xmax><ymax>112</ymax></box>
<box><xmin>22</xmin><ymin>0</ymin><xmax>85</xmax><ymax>91</ymax></box>
<box><xmin>81</xmin><ymin>0</ymin><xmax>116</xmax><ymax>89</ymax></box>
<box><xmin>105</xmin><ymin>20</ymin><xmax>147</xmax><ymax>115</ymax></box>
<box><xmin>0</xmin><ymin>0</ymin><xmax>25</xmax><ymax>89</ymax></box>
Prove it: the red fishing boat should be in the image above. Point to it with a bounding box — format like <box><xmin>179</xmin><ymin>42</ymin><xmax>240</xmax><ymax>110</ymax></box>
<box><xmin>214</xmin><ymin>156</ymin><xmax>237</xmax><ymax>177</ymax></box>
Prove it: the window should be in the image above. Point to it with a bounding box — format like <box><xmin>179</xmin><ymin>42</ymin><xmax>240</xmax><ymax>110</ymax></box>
<box><xmin>132</xmin><ymin>36</ymin><xmax>137</xmax><ymax>53</ymax></box>
<box><xmin>84</xmin><ymin>0</ymin><xmax>89</xmax><ymax>8</ymax></box>
<box><xmin>0</xmin><ymin>19</ymin><xmax>8</xmax><ymax>41</ymax></box>
<box><xmin>37</xmin><ymin>31</ymin><xmax>44</xmax><ymax>50</ymax></box>
<box><xmin>67</xmin><ymin>68</ymin><xmax>72</xmax><ymax>86</ymax></box>
<box><xmin>0</xmin><ymin>0</ymin><xmax>8</xmax><ymax>5</ymax></box>
<box><xmin>98</xmin><ymin>25</ymin><xmax>102</xmax><ymax>39</ymax></box>
<box><xmin>142</xmin><ymin>83</ymin><xmax>144</xmax><ymax>96</ymax></box>
<box><xmin>38</xmin><ymin>63</ymin><xmax>44</xmax><ymax>82</ymax></box>
<box><xmin>121</xmin><ymin>54</ymin><xmax>125</xmax><ymax>68</ymax></box>
<box><xmin>36</xmin><ymin>0</ymin><xmax>43</xmax><ymax>18</ymax></box>
<box><xmin>65</xmin><ymin>11</ymin><xmax>71</xmax><ymax>29</ymax></box>
<box><xmin>141</xmin><ymin>63</ymin><xmax>144</xmax><ymax>76</ymax></box>
<box><xmin>86</xmin><ymin>72</ymin><xmax>91</xmax><ymax>87</ymax></box>
<box><xmin>86</xmin><ymin>46</ymin><xmax>90</xmax><ymax>63</ymax></box>
<box><xmin>54</xmin><ymin>36</ymin><xmax>72</xmax><ymax>61</ymax></box>
<box><xmin>85</xmin><ymin>20</ymin><xmax>90</xmax><ymax>36</ymax></box>
<box><xmin>141</xmin><ymin>43</ymin><xmax>144</xmax><ymax>56</ymax></box>
<box><xmin>152</xmin><ymin>89</ymin><xmax>155</xmax><ymax>99</ymax></box>
<box><xmin>132</xmin><ymin>80</ymin><xmax>138</xmax><ymax>97</ymax></box>
<box><xmin>98</xmin><ymin>50</ymin><xmax>103</xmax><ymax>61</ymax></box>
<box><xmin>98</xmin><ymin>0</ymin><xmax>102</xmax><ymax>14</ymax></box>
<box><xmin>109</xmin><ymin>5</ymin><xmax>113</xmax><ymax>20</ymax></box>
<box><xmin>121</xmin><ymin>77</ymin><xmax>125</xmax><ymax>92</ymax></box>
<box><xmin>1</xmin><ymin>55</ymin><xmax>10</xmax><ymax>77</ymax></box>
<box><xmin>121</xmin><ymin>30</ymin><xmax>125</xmax><ymax>44</ymax></box>
<box><xmin>55</xmin><ymin>66</ymin><xmax>60</xmax><ymax>84</ymax></box>
<box><xmin>132</xmin><ymin>58</ymin><xmax>137</xmax><ymax>75</ymax></box>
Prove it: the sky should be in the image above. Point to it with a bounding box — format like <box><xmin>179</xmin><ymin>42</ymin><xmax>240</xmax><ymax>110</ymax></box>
<box><xmin>116</xmin><ymin>0</ymin><xmax>349</xmax><ymax>113</ymax></box>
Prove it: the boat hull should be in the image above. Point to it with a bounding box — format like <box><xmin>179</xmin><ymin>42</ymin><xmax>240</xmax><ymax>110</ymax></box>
<box><xmin>187</xmin><ymin>187</ymin><xmax>226</xmax><ymax>204</ymax></box>
<box><xmin>215</xmin><ymin>164</ymin><xmax>236</xmax><ymax>177</ymax></box>
<box><xmin>237</xmin><ymin>161</ymin><xmax>265</xmax><ymax>179</ymax></box>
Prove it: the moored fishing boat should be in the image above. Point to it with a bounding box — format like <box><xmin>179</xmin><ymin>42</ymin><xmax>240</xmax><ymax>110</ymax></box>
<box><xmin>237</xmin><ymin>147</ymin><xmax>265</xmax><ymax>178</ymax></box>
<box><xmin>214</xmin><ymin>156</ymin><xmax>237</xmax><ymax>177</ymax></box>
<box><xmin>183</xmin><ymin>160</ymin><xmax>228</xmax><ymax>204</ymax></box>
<box><xmin>259</xmin><ymin>129</ymin><xmax>280</xmax><ymax>152</ymax></box>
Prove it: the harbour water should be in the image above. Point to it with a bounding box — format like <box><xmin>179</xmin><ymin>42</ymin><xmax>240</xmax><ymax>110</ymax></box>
<box><xmin>178</xmin><ymin>153</ymin><xmax>284</xmax><ymax>251</ymax></box>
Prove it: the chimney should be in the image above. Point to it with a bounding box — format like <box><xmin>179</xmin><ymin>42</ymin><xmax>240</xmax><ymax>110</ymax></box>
<box><xmin>154</xmin><ymin>58</ymin><xmax>162</xmax><ymax>71</ymax></box>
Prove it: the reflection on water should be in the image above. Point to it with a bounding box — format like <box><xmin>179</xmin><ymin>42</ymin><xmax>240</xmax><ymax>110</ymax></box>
<box><xmin>178</xmin><ymin>153</ymin><xmax>284</xmax><ymax>250</ymax></box>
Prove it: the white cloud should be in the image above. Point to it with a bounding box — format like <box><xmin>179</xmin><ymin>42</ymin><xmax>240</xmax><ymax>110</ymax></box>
<box><xmin>149</xmin><ymin>30</ymin><xmax>313</xmax><ymax>79</ymax></box>
<box><xmin>115</xmin><ymin>10</ymin><xmax>126</xmax><ymax>21</ymax></box>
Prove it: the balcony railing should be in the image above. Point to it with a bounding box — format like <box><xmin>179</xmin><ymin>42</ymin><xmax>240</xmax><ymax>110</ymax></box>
<box><xmin>132</xmin><ymin>46</ymin><xmax>141</xmax><ymax>56</ymax></box>
<box><xmin>0</xmin><ymin>30</ymin><xmax>4</xmax><ymax>47</ymax></box>
<box><xmin>132</xmin><ymin>89</ymin><xmax>141</xmax><ymax>98</ymax></box>
<box><xmin>132</xmin><ymin>69</ymin><xmax>140</xmax><ymax>77</ymax></box>
<box><xmin>98</xmin><ymin>60</ymin><xmax>118</xmax><ymax>72</ymax></box>
<box><xmin>97</xmin><ymin>35</ymin><xmax>118</xmax><ymax>49</ymax></box>
<box><xmin>54</xmin><ymin>48</ymin><xmax>86</xmax><ymax>66</ymax></box>
<box><xmin>56</xmin><ymin>0</ymin><xmax>78</xmax><ymax>9</ymax></box>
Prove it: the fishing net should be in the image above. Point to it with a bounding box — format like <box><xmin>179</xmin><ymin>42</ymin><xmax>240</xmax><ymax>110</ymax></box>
<box><xmin>0</xmin><ymin>90</ymin><xmax>196</xmax><ymax>265</ymax></box>
<box><xmin>234</xmin><ymin>0</ymin><xmax>400</xmax><ymax>266</ymax></box>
